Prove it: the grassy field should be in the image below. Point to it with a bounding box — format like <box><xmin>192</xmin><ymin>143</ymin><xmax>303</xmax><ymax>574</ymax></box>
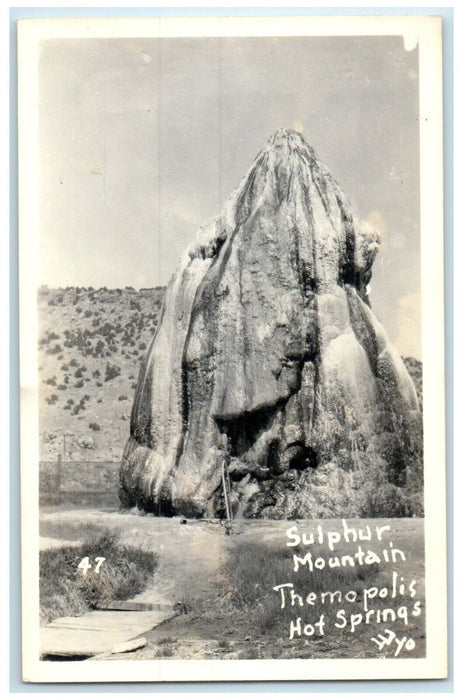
<box><xmin>211</xmin><ymin>535</ymin><xmax>424</xmax><ymax>659</ymax></box>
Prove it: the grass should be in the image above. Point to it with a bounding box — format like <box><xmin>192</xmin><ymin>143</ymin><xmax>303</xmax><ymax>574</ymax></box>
<box><xmin>220</xmin><ymin>538</ymin><xmax>422</xmax><ymax>652</ymax></box>
<box><xmin>39</xmin><ymin>518</ymin><xmax>117</xmax><ymax>541</ymax></box>
<box><xmin>40</xmin><ymin>530</ymin><xmax>158</xmax><ymax>623</ymax></box>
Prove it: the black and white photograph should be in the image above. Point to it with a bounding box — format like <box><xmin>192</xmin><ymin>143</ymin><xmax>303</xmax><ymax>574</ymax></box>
<box><xmin>18</xmin><ymin>14</ymin><xmax>447</xmax><ymax>683</ymax></box>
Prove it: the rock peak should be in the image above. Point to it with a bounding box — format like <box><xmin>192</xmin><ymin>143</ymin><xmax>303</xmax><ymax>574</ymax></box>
<box><xmin>266</xmin><ymin>127</ymin><xmax>315</xmax><ymax>160</ymax></box>
<box><xmin>120</xmin><ymin>130</ymin><xmax>422</xmax><ymax>520</ymax></box>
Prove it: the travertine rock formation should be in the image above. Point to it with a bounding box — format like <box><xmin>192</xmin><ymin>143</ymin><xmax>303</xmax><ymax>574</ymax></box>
<box><xmin>120</xmin><ymin>129</ymin><xmax>422</xmax><ymax>518</ymax></box>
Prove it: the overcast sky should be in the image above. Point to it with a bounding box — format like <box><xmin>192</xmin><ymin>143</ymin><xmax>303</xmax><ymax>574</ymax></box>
<box><xmin>39</xmin><ymin>35</ymin><xmax>421</xmax><ymax>357</ymax></box>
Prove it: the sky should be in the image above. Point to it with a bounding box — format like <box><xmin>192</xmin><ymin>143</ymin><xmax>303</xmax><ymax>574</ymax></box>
<box><xmin>39</xmin><ymin>35</ymin><xmax>421</xmax><ymax>357</ymax></box>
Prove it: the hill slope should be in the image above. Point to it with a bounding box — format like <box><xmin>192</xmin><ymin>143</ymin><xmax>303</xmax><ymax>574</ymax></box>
<box><xmin>38</xmin><ymin>286</ymin><xmax>165</xmax><ymax>462</ymax></box>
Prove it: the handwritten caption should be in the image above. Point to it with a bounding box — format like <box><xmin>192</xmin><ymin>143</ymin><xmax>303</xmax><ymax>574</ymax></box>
<box><xmin>77</xmin><ymin>556</ymin><xmax>106</xmax><ymax>576</ymax></box>
<box><xmin>272</xmin><ymin>521</ymin><xmax>422</xmax><ymax>656</ymax></box>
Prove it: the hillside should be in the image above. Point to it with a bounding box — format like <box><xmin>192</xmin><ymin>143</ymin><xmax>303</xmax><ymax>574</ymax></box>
<box><xmin>402</xmin><ymin>356</ymin><xmax>423</xmax><ymax>411</ymax></box>
<box><xmin>38</xmin><ymin>286</ymin><xmax>165</xmax><ymax>462</ymax></box>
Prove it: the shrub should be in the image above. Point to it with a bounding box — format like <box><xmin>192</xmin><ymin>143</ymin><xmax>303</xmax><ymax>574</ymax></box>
<box><xmin>47</xmin><ymin>344</ymin><xmax>62</xmax><ymax>355</ymax></box>
<box><xmin>104</xmin><ymin>363</ymin><xmax>121</xmax><ymax>382</ymax></box>
<box><xmin>95</xmin><ymin>340</ymin><xmax>105</xmax><ymax>355</ymax></box>
<box><xmin>89</xmin><ymin>422</ymin><xmax>100</xmax><ymax>431</ymax></box>
<box><xmin>118</xmin><ymin>395</ymin><xmax>128</xmax><ymax>401</ymax></box>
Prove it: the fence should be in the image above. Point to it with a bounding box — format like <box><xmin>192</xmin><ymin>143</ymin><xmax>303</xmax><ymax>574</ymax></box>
<box><xmin>39</xmin><ymin>460</ymin><xmax>120</xmax><ymax>508</ymax></box>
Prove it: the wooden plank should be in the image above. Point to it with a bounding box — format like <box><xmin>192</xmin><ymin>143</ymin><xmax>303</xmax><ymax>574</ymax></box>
<box><xmin>41</xmin><ymin>610</ymin><xmax>175</xmax><ymax>657</ymax></box>
<box><xmin>111</xmin><ymin>637</ymin><xmax>147</xmax><ymax>654</ymax></box>
<box><xmin>98</xmin><ymin>600</ymin><xmax>174</xmax><ymax>612</ymax></box>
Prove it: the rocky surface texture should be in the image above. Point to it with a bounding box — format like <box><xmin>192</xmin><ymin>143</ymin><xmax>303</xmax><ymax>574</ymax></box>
<box><xmin>120</xmin><ymin>129</ymin><xmax>423</xmax><ymax>518</ymax></box>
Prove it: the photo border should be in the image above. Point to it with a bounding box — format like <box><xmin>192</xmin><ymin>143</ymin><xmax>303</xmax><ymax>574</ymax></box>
<box><xmin>11</xmin><ymin>7</ymin><xmax>453</xmax><ymax>691</ymax></box>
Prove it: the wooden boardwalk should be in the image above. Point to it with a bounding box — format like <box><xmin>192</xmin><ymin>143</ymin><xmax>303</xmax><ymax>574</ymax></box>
<box><xmin>41</xmin><ymin>608</ymin><xmax>176</xmax><ymax>658</ymax></box>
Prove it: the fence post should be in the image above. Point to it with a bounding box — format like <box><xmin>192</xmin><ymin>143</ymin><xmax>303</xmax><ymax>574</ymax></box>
<box><xmin>56</xmin><ymin>453</ymin><xmax>62</xmax><ymax>491</ymax></box>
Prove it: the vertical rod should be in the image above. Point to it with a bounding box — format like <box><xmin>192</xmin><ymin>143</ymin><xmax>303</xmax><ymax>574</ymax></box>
<box><xmin>222</xmin><ymin>458</ymin><xmax>232</xmax><ymax>521</ymax></box>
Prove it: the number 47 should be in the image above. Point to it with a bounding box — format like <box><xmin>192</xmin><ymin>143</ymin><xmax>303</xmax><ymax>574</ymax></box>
<box><xmin>77</xmin><ymin>556</ymin><xmax>106</xmax><ymax>576</ymax></box>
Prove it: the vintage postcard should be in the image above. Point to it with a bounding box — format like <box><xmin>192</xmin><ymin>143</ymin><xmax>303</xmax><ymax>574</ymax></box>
<box><xmin>18</xmin><ymin>14</ymin><xmax>447</xmax><ymax>683</ymax></box>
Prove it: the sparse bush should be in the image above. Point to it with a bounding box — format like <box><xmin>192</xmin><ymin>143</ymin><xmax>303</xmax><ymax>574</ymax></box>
<box><xmin>47</xmin><ymin>344</ymin><xmax>62</xmax><ymax>355</ymax></box>
<box><xmin>57</xmin><ymin>384</ymin><xmax>67</xmax><ymax>391</ymax></box>
<box><xmin>95</xmin><ymin>339</ymin><xmax>105</xmax><ymax>355</ymax></box>
<box><xmin>118</xmin><ymin>395</ymin><xmax>128</xmax><ymax>401</ymax></box>
<box><xmin>75</xmin><ymin>379</ymin><xmax>84</xmax><ymax>388</ymax></box>
<box><xmin>45</xmin><ymin>394</ymin><xmax>58</xmax><ymax>405</ymax></box>
<box><xmin>39</xmin><ymin>331</ymin><xmax>59</xmax><ymax>345</ymax></box>
<box><xmin>104</xmin><ymin>362</ymin><xmax>121</xmax><ymax>382</ymax></box>
<box><xmin>89</xmin><ymin>422</ymin><xmax>100</xmax><ymax>431</ymax></box>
